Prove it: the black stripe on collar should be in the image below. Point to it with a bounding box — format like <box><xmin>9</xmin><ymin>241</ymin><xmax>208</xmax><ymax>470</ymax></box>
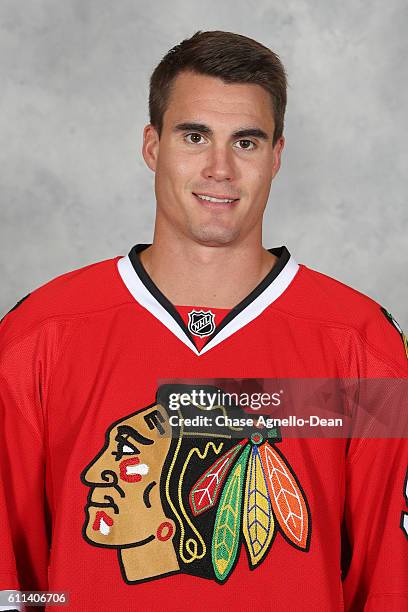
<box><xmin>128</xmin><ymin>244</ymin><xmax>291</xmax><ymax>353</ymax></box>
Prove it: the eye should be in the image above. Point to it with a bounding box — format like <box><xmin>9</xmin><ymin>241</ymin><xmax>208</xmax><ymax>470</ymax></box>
<box><xmin>184</xmin><ymin>133</ymin><xmax>206</xmax><ymax>145</ymax></box>
<box><xmin>234</xmin><ymin>139</ymin><xmax>256</xmax><ymax>150</ymax></box>
<box><xmin>122</xmin><ymin>444</ymin><xmax>135</xmax><ymax>454</ymax></box>
<box><xmin>112</xmin><ymin>434</ymin><xmax>139</xmax><ymax>461</ymax></box>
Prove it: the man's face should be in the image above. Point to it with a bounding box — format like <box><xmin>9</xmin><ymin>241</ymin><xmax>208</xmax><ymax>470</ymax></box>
<box><xmin>143</xmin><ymin>71</ymin><xmax>284</xmax><ymax>246</ymax></box>
<box><xmin>81</xmin><ymin>405</ymin><xmax>172</xmax><ymax>547</ymax></box>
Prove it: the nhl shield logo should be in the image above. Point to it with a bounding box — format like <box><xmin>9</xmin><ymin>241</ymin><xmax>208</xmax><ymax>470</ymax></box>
<box><xmin>187</xmin><ymin>309</ymin><xmax>216</xmax><ymax>337</ymax></box>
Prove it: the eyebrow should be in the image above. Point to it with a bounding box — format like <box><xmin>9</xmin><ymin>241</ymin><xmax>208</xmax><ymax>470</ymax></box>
<box><xmin>116</xmin><ymin>425</ymin><xmax>154</xmax><ymax>446</ymax></box>
<box><xmin>173</xmin><ymin>122</ymin><xmax>269</xmax><ymax>141</ymax></box>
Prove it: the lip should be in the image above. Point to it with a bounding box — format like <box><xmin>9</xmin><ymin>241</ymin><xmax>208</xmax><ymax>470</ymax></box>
<box><xmin>88</xmin><ymin>501</ymin><xmax>115</xmax><ymax>509</ymax></box>
<box><xmin>88</xmin><ymin>493</ymin><xmax>120</xmax><ymax>514</ymax></box>
<box><xmin>193</xmin><ymin>191</ymin><xmax>240</xmax><ymax>200</ymax></box>
<box><xmin>192</xmin><ymin>192</ymin><xmax>240</xmax><ymax>207</ymax></box>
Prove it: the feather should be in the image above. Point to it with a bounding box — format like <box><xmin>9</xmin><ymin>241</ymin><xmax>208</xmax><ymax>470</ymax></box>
<box><xmin>212</xmin><ymin>444</ymin><xmax>250</xmax><ymax>581</ymax></box>
<box><xmin>242</xmin><ymin>445</ymin><xmax>276</xmax><ymax>568</ymax></box>
<box><xmin>259</xmin><ymin>443</ymin><xmax>310</xmax><ymax>550</ymax></box>
<box><xmin>189</xmin><ymin>441</ymin><xmax>246</xmax><ymax>516</ymax></box>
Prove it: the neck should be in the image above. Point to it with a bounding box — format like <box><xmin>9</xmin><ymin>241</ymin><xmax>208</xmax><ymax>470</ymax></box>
<box><xmin>119</xmin><ymin>537</ymin><xmax>179</xmax><ymax>583</ymax></box>
<box><xmin>139</xmin><ymin>231</ymin><xmax>277</xmax><ymax>309</ymax></box>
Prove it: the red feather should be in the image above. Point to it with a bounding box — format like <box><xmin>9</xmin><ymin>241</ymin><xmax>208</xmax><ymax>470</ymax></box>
<box><xmin>189</xmin><ymin>441</ymin><xmax>246</xmax><ymax>516</ymax></box>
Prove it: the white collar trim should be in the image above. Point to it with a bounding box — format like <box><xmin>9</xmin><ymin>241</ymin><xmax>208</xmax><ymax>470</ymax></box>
<box><xmin>117</xmin><ymin>254</ymin><xmax>299</xmax><ymax>357</ymax></box>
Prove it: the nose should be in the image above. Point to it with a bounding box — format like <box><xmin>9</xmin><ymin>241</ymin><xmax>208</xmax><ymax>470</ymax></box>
<box><xmin>202</xmin><ymin>145</ymin><xmax>236</xmax><ymax>182</ymax></box>
<box><xmin>81</xmin><ymin>453</ymin><xmax>118</xmax><ymax>487</ymax></box>
<box><xmin>100</xmin><ymin>469</ymin><xmax>119</xmax><ymax>485</ymax></box>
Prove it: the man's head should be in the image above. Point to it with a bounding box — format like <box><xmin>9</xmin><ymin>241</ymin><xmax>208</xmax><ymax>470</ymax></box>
<box><xmin>149</xmin><ymin>31</ymin><xmax>287</xmax><ymax>147</ymax></box>
<box><xmin>81</xmin><ymin>404</ymin><xmax>173</xmax><ymax>548</ymax></box>
<box><xmin>142</xmin><ymin>31</ymin><xmax>287</xmax><ymax>247</ymax></box>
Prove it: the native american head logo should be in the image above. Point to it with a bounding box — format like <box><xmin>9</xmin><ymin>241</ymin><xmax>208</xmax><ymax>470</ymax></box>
<box><xmin>80</xmin><ymin>385</ymin><xmax>311</xmax><ymax>584</ymax></box>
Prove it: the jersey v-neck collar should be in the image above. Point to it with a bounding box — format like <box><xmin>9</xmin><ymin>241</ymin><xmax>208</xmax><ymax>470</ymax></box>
<box><xmin>117</xmin><ymin>244</ymin><xmax>299</xmax><ymax>356</ymax></box>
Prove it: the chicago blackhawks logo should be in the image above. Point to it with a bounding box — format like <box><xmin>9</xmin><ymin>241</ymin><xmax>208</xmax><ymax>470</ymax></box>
<box><xmin>80</xmin><ymin>385</ymin><xmax>311</xmax><ymax>584</ymax></box>
<box><xmin>187</xmin><ymin>309</ymin><xmax>216</xmax><ymax>337</ymax></box>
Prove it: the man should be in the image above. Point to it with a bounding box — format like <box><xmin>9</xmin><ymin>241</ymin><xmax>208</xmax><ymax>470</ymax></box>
<box><xmin>0</xmin><ymin>30</ymin><xmax>407</xmax><ymax>612</ymax></box>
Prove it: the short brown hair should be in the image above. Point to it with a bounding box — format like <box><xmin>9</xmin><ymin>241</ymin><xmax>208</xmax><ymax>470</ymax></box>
<box><xmin>149</xmin><ymin>30</ymin><xmax>287</xmax><ymax>146</ymax></box>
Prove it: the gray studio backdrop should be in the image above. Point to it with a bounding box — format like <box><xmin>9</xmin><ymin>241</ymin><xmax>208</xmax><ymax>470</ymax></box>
<box><xmin>1</xmin><ymin>1</ymin><xmax>407</xmax><ymax>327</ymax></box>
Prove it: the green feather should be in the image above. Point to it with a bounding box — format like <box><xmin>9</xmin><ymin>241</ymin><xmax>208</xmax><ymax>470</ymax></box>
<box><xmin>211</xmin><ymin>444</ymin><xmax>251</xmax><ymax>581</ymax></box>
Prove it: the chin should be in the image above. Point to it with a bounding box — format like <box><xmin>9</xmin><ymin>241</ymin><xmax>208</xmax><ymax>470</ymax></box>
<box><xmin>189</xmin><ymin>225</ymin><xmax>240</xmax><ymax>246</ymax></box>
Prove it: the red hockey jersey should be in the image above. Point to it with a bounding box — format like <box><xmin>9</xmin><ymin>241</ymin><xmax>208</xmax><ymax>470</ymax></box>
<box><xmin>0</xmin><ymin>244</ymin><xmax>407</xmax><ymax>611</ymax></box>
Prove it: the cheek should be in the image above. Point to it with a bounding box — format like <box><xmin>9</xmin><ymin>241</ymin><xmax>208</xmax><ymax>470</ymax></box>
<box><xmin>159</xmin><ymin>146</ymin><xmax>199</xmax><ymax>184</ymax></box>
<box><xmin>251</xmin><ymin>164</ymin><xmax>274</xmax><ymax>198</ymax></box>
<box><xmin>119</xmin><ymin>457</ymin><xmax>150</xmax><ymax>483</ymax></box>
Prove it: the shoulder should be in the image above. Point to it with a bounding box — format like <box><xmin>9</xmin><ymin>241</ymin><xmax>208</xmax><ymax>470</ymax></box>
<box><xmin>288</xmin><ymin>264</ymin><xmax>386</xmax><ymax>325</ymax></box>
<box><xmin>279</xmin><ymin>263</ymin><xmax>408</xmax><ymax>374</ymax></box>
<box><xmin>0</xmin><ymin>255</ymin><xmax>132</xmax><ymax>347</ymax></box>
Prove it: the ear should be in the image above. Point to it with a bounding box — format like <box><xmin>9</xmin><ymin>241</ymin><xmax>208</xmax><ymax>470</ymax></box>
<box><xmin>271</xmin><ymin>136</ymin><xmax>285</xmax><ymax>180</ymax></box>
<box><xmin>142</xmin><ymin>124</ymin><xmax>160</xmax><ymax>172</ymax></box>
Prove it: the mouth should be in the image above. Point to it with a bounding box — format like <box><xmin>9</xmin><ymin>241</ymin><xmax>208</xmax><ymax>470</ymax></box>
<box><xmin>88</xmin><ymin>494</ymin><xmax>119</xmax><ymax>514</ymax></box>
<box><xmin>192</xmin><ymin>192</ymin><xmax>240</xmax><ymax>207</ymax></box>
